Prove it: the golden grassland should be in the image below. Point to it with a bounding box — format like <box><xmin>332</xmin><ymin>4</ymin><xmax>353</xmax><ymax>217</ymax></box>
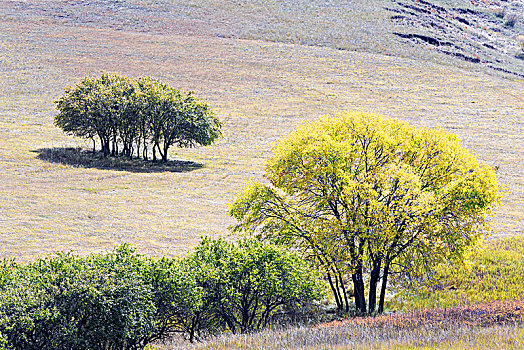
<box><xmin>0</xmin><ymin>3</ymin><xmax>523</xmax><ymax>260</ymax></box>
<box><xmin>164</xmin><ymin>324</ymin><xmax>524</xmax><ymax>349</ymax></box>
<box><xmin>391</xmin><ymin>235</ymin><xmax>524</xmax><ymax>310</ymax></box>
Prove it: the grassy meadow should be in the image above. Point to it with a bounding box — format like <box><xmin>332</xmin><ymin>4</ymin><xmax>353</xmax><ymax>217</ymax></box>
<box><xmin>1</xmin><ymin>0</ymin><xmax>524</xmax><ymax>348</ymax></box>
<box><xmin>1</xmin><ymin>0</ymin><xmax>522</xmax><ymax>261</ymax></box>
<box><xmin>165</xmin><ymin>323</ymin><xmax>524</xmax><ymax>349</ymax></box>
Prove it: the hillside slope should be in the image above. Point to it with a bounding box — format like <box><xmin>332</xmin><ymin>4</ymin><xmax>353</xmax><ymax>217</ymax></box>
<box><xmin>0</xmin><ymin>0</ymin><xmax>522</xmax><ymax>259</ymax></box>
<box><xmin>3</xmin><ymin>0</ymin><xmax>523</xmax><ymax>77</ymax></box>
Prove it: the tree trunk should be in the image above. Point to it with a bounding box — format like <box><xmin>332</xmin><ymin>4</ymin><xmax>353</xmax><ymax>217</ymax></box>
<box><xmin>143</xmin><ymin>138</ymin><xmax>148</xmax><ymax>160</ymax></box>
<box><xmin>135</xmin><ymin>142</ymin><xmax>141</xmax><ymax>160</ymax></box>
<box><xmin>161</xmin><ymin>141</ymin><xmax>169</xmax><ymax>162</ymax></box>
<box><xmin>378</xmin><ymin>261</ymin><xmax>390</xmax><ymax>314</ymax></box>
<box><xmin>326</xmin><ymin>271</ymin><xmax>342</xmax><ymax>312</ymax></box>
<box><xmin>111</xmin><ymin>134</ymin><xmax>118</xmax><ymax>156</ymax></box>
<box><xmin>102</xmin><ymin>140</ymin><xmax>110</xmax><ymax>158</ymax></box>
<box><xmin>367</xmin><ymin>258</ymin><xmax>382</xmax><ymax>315</ymax></box>
<box><xmin>352</xmin><ymin>266</ymin><xmax>366</xmax><ymax>315</ymax></box>
<box><xmin>336</xmin><ymin>269</ymin><xmax>350</xmax><ymax>312</ymax></box>
<box><xmin>152</xmin><ymin>143</ymin><xmax>157</xmax><ymax>162</ymax></box>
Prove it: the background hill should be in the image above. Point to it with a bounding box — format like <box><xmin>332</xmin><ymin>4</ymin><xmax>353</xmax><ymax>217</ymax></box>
<box><xmin>0</xmin><ymin>0</ymin><xmax>522</xmax><ymax>260</ymax></box>
<box><xmin>5</xmin><ymin>0</ymin><xmax>524</xmax><ymax>76</ymax></box>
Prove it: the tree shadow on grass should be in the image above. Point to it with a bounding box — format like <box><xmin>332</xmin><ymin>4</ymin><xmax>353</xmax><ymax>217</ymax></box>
<box><xmin>33</xmin><ymin>147</ymin><xmax>204</xmax><ymax>173</ymax></box>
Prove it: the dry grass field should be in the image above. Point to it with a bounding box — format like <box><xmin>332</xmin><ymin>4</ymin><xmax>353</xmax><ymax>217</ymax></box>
<box><xmin>163</xmin><ymin>300</ymin><xmax>524</xmax><ymax>349</ymax></box>
<box><xmin>0</xmin><ymin>0</ymin><xmax>523</xmax><ymax>261</ymax></box>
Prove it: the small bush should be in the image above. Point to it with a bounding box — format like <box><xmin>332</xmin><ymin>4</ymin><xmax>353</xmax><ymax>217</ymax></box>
<box><xmin>505</xmin><ymin>13</ymin><xmax>518</xmax><ymax>27</ymax></box>
<box><xmin>516</xmin><ymin>35</ymin><xmax>524</xmax><ymax>51</ymax></box>
<box><xmin>494</xmin><ymin>7</ymin><xmax>506</xmax><ymax>19</ymax></box>
<box><xmin>185</xmin><ymin>237</ymin><xmax>325</xmax><ymax>337</ymax></box>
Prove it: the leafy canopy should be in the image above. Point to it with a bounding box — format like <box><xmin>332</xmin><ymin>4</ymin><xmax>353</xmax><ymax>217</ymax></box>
<box><xmin>55</xmin><ymin>73</ymin><xmax>221</xmax><ymax>161</ymax></box>
<box><xmin>230</xmin><ymin>112</ymin><xmax>500</xmax><ymax>315</ymax></box>
<box><xmin>184</xmin><ymin>237</ymin><xmax>324</xmax><ymax>337</ymax></box>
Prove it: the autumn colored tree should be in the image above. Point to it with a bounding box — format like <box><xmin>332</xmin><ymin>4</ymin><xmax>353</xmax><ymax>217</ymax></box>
<box><xmin>230</xmin><ymin>112</ymin><xmax>500</xmax><ymax>315</ymax></box>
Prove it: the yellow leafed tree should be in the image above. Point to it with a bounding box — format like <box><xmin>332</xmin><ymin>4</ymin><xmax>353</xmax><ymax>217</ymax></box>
<box><xmin>230</xmin><ymin>112</ymin><xmax>501</xmax><ymax>315</ymax></box>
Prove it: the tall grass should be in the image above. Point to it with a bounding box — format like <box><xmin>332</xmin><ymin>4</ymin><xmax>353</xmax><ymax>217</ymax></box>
<box><xmin>162</xmin><ymin>301</ymin><xmax>524</xmax><ymax>349</ymax></box>
<box><xmin>392</xmin><ymin>235</ymin><xmax>524</xmax><ymax>310</ymax></box>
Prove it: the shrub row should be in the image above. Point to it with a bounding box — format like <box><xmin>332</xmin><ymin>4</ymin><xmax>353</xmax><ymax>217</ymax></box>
<box><xmin>55</xmin><ymin>74</ymin><xmax>222</xmax><ymax>161</ymax></box>
<box><xmin>0</xmin><ymin>238</ymin><xmax>323</xmax><ymax>350</ymax></box>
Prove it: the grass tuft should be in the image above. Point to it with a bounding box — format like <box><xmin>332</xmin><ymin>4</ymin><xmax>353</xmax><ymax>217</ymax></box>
<box><xmin>505</xmin><ymin>13</ymin><xmax>519</xmax><ymax>28</ymax></box>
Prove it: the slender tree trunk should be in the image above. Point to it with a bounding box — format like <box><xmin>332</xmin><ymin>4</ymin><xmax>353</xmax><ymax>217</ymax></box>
<box><xmin>162</xmin><ymin>141</ymin><xmax>169</xmax><ymax>162</ymax></box>
<box><xmin>111</xmin><ymin>134</ymin><xmax>117</xmax><ymax>156</ymax></box>
<box><xmin>143</xmin><ymin>138</ymin><xmax>148</xmax><ymax>160</ymax></box>
<box><xmin>189</xmin><ymin>323</ymin><xmax>195</xmax><ymax>343</ymax></box>
<box><xmin>348</xmin><ymin>234</ymin><xmax>366</xmax><ymax>314</ymax></box>
<box><xmin>102</xmin><ymin>139</ymin><xmax>110</xmax><ymax>158</ymax></box>
<box><xmin>98</xmin><ymin>135</ymin><xmax>104</xmax><ymax>155</ymax></box>
<box><xmin>378</xmin><ymin>261</ymin><xmax>390</xmax><ymax>314</ymax></box>
<box><xmin>352</xmin><ymin>266</ymin><xmax>366</xmax><ymax>315</ymax></box>
<box><xmin>368</xmin><ymin>258</ymin><xmax>382</xmax><ymax>315</ymax></box>
<box><xmin>336</xmin><ymin>269</ymin><xmax>350</xmax><ymax>312</ymax></box>
<box><xmin>326</xmin><ymin>271</ymin><xmax>342</xmax><ymax>312</ymax></box>
<box><xmin>152</xmin><ymin>143</ymin><xmax>157</xmax><ymax>162</ymax></box>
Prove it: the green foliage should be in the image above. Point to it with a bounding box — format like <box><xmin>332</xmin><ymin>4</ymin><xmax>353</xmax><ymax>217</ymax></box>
<box><xmin>0</xmin><ymin>240</ymin><xmax>323</xmax><ymax>348</ymax></box>
<box><xmin>145</xmin><ymin>256</ymin><xmax>205</xmax><ymax>343</ymax></box>
<box><xmin>229</xmin><ymin>112</ymin><xmax>501</xmax><ymax>315</ymax></box>
<box><xmin>0</xmin><ymin>246</ymin><xmax>198</xmax><ymax>349</ymax></box>
<box><xmin>185</xmin><ymin>237</ymin><xmax>325</xmax><ymax>336</ymax></box>
<box><xmin>392</xmin><ymin>235</ymin><xmax>524</xmax><ymax>310</ymax></box>
<box><xmin>55</xmin><ymin>73</ymin><xmax>221</xmax><ymax>161</ymax></box>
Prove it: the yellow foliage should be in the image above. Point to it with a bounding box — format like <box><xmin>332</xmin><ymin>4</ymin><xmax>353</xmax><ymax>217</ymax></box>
<box><xmin>231</xmin><ymin>111</ymin><xmax>502</xmax><ymax>314</ymax></box>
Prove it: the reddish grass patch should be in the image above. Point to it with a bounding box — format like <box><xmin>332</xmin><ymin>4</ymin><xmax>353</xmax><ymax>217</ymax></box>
<box><xmin>320</xmin><ymin>300</ymin><xmax>524</xmax><ymax>330</ymax></box>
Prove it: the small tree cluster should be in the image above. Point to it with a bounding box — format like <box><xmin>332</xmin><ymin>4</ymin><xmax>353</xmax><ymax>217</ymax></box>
<box><xmin>55</xmin><ymin>74</ymin><xmax>222</xmax><ymax>161</ymax></box>
<box><xmin>0</xmin><ymin>239</ymin><xmax>323</xmax><ymax>349</ymax></box>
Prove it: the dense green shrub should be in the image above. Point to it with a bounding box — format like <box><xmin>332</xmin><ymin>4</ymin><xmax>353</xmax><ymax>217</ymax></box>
<box><xmin>55</xmin><ymin>74</ymin><xmax>222</xmax><ymax>161</ymax></box>
<box><xmin>185</xmin><ymin>237</ymin><xmax>325</xmax><ymax>336</ymax></box>
<box><xmin>0</xmin><ymin>246</ymin><xmax>195</xmax><ymax>349</ymax></box>
<box><xmin>143</xmin><ymin>256</ymin><xmax>205</xmax><ymax>343</ymax></box>
<box><xmin>0</xmin><ymin>240</ymin><xmax>324</xmax><ymax>348</ymax></box>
